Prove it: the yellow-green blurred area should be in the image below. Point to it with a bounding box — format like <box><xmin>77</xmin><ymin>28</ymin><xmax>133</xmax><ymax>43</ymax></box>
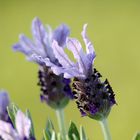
<box><xmin>0</xmin><ymin>0</ymin><xmax>140</xmax><ymax>139</ymax></box>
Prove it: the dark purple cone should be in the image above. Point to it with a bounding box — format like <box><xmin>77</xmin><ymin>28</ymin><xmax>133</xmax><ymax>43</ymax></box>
<box><xmin>38</xmin><ymin>66</ymin><xmax>73</xmax><ymax>109</ymax></box>
<box><xmin>72</xmin><ymin>68</ymin><xmax>116</xmax><ymax>120</ymax></box>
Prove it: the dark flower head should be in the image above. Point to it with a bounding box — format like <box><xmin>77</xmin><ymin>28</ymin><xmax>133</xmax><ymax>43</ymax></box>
<box><xmin>73</xmin><ymin>69</ymin><xmax>116</xmax><ymax>120</ymax></box>
<box><xmin>38</xmin><ymin>66</ymin><xmax>73</xmax><ymax>109</ymax></box>
<box><xmin>13</xmin><ymin>17</ymin><xmax>73</xmax><ymax>109</ymax></box>
<box><xmin>0</xmin><ymin>90</ymin><xmax>10</xmax><ymax>122</ymax></box>
<box><xmin>48</xmin><ymin>24</ymin><xmax>116</xmax><ymax>120</ymax></box>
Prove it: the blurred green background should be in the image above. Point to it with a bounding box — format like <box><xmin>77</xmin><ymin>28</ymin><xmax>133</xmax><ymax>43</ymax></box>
<box><xmin>0</xmin><ymin>0</ymin><xmax>140</xmax><ymax>139</ymax></box>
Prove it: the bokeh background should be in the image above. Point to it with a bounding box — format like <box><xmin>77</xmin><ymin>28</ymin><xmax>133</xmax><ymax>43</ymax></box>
<box><xmin>0</xmin><ymin>0</ymin><xmax>140</xmax><ymax>139</ymax></box>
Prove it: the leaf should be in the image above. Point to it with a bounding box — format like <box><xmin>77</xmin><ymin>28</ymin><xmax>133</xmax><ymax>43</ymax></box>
<box><xmin>133</xmin><ymin>132</ymin><xmax>140</xmax><ymax>140</ymax></box>
<box><xmin>46</xmin><ymin>119</ymin><xmax>55</xmax><ymax>136</ymax></box>
<box><xmin>51</xmin><ymin>131</ymin><xmax>56</xmax><ymax>140</ymax></box>
<box><xmin>57</xmin><ymin>133</ymin><xmax>62</xmax><ymax>140</ymax></box>
<box><xmin>80</xmin><ymin>126</ymin><xmax>88</xmax><ymax>140</ymax></box>
<box><xmin>68</xmin><ymin>121</ymin><xmax>80</xmax><ymax>140</ymax></box>
<box><xmin>43</xmin><ymin>119</ymin><xmax>55</xmax><ymax>140</ymax></box>
<box><xmin>66</xmin><ymin>135</ymin><xmax>70</xmax><ymax>140</ymax></box>
<box><xmin>46</xmin><ymin>119</ymin><xmax>54</xmax><ymax>131</ymax></box>
<box><xmin>7</xmin><ymin>103</ymin><xmax>19</xmax><ymax>128</ymax></box>
<box><xmin>43</xmin><ymin>129</ymin><xmax>51</xmax><ymax>140</ymax></box>
<box><xmin>72</xmin><ymin>134</ymin><xmax>79</xmax><ymax>140</ymax></box>
<box><xmin>26</xmin><ymin>109</ymin><xmax>35</xmax><ymax>138</ymax></box>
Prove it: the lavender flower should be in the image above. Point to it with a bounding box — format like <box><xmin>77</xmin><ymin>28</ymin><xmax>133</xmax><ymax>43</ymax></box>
<box><xmin>49</xmin><ymin>24</ymin><xmax>116</xmax><ymax>120</ymax></box>
<box><xmin>13</xmin><ymin>17</ymin><xmax>70</xmax><ymax>65</ymax></box>
<box><xmin>0</xmin><ymin>110</ymin><xmax>31</xmax><ymax>140</ymax></box>
<box><xmin>13</xmin><ymin>17</ymin><xmax>73</xmax><ymax>109</ymax></box>
<box><xmin>43</xmin><ymin>24</ymin><xmax>95</xmax><ymax>79</ymax></box>
<box><xmin>0</xmin><ymin>90</ymin><xmax>10</xmax><ymax>122</ymax></box>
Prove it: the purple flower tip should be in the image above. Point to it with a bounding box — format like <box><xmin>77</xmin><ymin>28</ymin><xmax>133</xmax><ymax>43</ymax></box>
<box><xmin>0</xmin><ymin>90</ymin><xmax>10</xmax><ymax>119</ymax></box>
<box><xmin>53</xmin><ymin>24</ymin><xmax>70</xmax><ymax>47</ymax></box>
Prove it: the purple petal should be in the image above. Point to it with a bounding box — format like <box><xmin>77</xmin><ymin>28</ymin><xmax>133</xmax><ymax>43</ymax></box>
<box><xmin>86</xmin><ymin>53</ymin><xmax>95</xmax><ymax>70</ymax></box>
<box><xmin>44</xmin><ymin>56</ymin><xmax>82</xmax><ymax>78</ymax></box>
<box><xmin>43</xmin><ymin>56</ymin><xmax>66</xmax><ymax>75</ymax></box>
<box><xmin>52</xmin><ymin>40</ymin><xmax>74</xmax><ymax>67</ymax></box>
<box><xmin>81</xmin><ymin>24</ymin><xmax>96</xmax><ymax>71</ymax></box>
<box><xmin>13</xmin><ymin>43</ymin><xmax>32</xmax><ymax>56</ymax></box>
<box><xmin>81</xmin><ymin>24</ymin><xmax>95</xmax><ymax>55</ymax></box>
<box><xmin>31</xmin><ymin>17</ymin><xmax>47</xmax><ymax>57</ymax></box>
<box><xmin>32</xmin><ymin>17</ymin><xmax>46</xmax><ymax>43</ymax></box>
<box><xmin>16</xmin><ymin>111</ymin><xmax>31</xmax><ymax>139</ymax></box>
<box><xmin>53</xmin><ymin>24</ymin><xmax>70</xmax><ymax>47</ymax></box>
<box><xmin>51</xmin><ymin>66</ymin><xmax>80</xmax><ymax>78</ymax></box>
<box><xmin>32</xmin><ymin>17</ymin><xmax>56</xmax><ymax>62</ymax></box>
<box><xmin>66</xmin><ymin>37</ymin><xmax>87</xmax><ymax>74</ymax></box>
<box><xmin>51</xmin><ymin>40</ymin><xmax>87</xmax><ymax>78</ymax></box>
<box><xmin>13</xmin><ymin>33</ymin><xmax>38</xmax><ymax>56</ymax></box>
<box><xmin>0</xmin><ymin>91</ymin><xmax>10</xmax><ymax>117</ymax></box>
<box><xmin>27</xmin><ymin>54</ymin><xmax>46</xmax><ymax>65</ymax></box>
<box><xmin>51</xmin><ymin>66</ymin><xmax>65</xmax><ymax>75</ymax></box>
<box><xmin>0</xmin><ymin>120</ymin><xmax>18</xmax><ymax>140</ymax></box>
<box><xmin>19</xmin><ymin>34</ymin><xmax>41</xmax><ymax>55</ymax></box>
<box><xmin>63</xmin><ymin>68</ymin><xmax>86</xmax><ymax>79</ymax></box>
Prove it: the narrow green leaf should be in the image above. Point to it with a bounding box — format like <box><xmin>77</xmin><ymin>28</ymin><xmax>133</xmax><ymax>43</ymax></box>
<box><xmin>43</xmin><ymin>129</ymin><xmax>51</xmax><ymax>140</ymax></box>
<box><xmin>46</xmin><ymin>119</ymin><xmax>55</xmax><ymax>136</ymax></box>
<box><xmin>133</xmin><ymin>132</ymin><xmax>140</xmax><ymax>140</ymax></box>
<box><xmin>46</xmin><ymin>119</ymin><xmax>54</xmax><ymax>131</ymax></box>
<box><xmin>51</xmin><ymin>131</ymin><xmax>56</xmax><ymax>140</ymax></box>
<box><xmin>26</xmin><ymin>109</ymin><xmax>35</xmax><ymax>138</ymax></box>
<box><xmin>66</xmin><ymin>135</ymin><xmax>70</xmax><ymax>140</ymax></box>
<box><xmin>7</xmin><ymin>107</ymin><xmax>15</xmax><ymax>126</ymax></box>
<box><xmin>72</xmin><ymin>134</ymin><xmax>79</xmax><ymax>140</ymax></box>
<box><xmin>57</xmin><ymin>133</ymin><xmax>62</xmax><ymax>140</ymax></box>
<box><xmin>12</xmin><ymin>104</ymin><xmax>19</xmax><ymax>113</ymax></box>
<box><xmin>7</xmin><ymin>103</ymin><xmax>19</xmax><ymax>128</ymax></box>
<box><xmin>44</xmin><ymin>119</ymin><xmax>55</xmax><ymax>140</ymax></box>
<box><xmin>68</xmin><ymin>121</ymin><xmax>80</xmax><ymax>140</ymax></box>
<box><xmin>80</xmin><ymin>126</ymin><xmax>87</xmax><ymax>140</ymax></box>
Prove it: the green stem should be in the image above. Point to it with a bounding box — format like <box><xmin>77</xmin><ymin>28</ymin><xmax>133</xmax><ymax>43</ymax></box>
<box><xmin>56</xmin><ymin>109</ymin><xmax>66</xmax><ymax>140</ymax></box>
<box><xmin>99</xmin><ymin>119</ymin><xmax>112</xmax><ymax>140</ymax></box>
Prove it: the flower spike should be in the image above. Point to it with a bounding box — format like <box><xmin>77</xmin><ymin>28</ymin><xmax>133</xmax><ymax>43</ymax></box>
<box><xmin>50</xmin><ymin>24</ymin><xmax>116</xmax><ymax>120</ymax></box>
<box><xmin>13</xmin><ymin>17</ymin><xmax>73</xmax><ymax>109</ymax></box>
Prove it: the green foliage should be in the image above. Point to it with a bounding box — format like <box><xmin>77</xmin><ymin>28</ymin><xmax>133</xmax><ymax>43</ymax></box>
<box><xmin>133</xmin><ymin>132</ymin><xmax>140</xmax><ymax>140</ymax></box>
<box><xmin>80</xmin><ymin>126</ymin><xmax>88</xmax><ymax>140</ymax></box>
<box><xmin>7</xmin><ymin>103</ymin><xmax>19</xmax><ymax>128</ymax></box>
<box><xmin>68</xmin><ymin>121</ymin><xmax>80</xmax><ymax>140</ymax></box>
<box><xmin>43</xmin><ymin>120</ymin><xmax>88</xmax><ymax>140</ymax></box>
